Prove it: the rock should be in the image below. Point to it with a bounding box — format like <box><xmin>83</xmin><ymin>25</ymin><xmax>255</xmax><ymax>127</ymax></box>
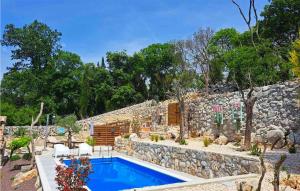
<box><xmin>37</xmin><ymin>187</ymin><xmax>43</xmax><ymax>191</ymax></box>
<box><xmin>21</xmin><ymin>164</ymin><xmax>33</xmax><ymax>172</ymax></box>
<box><xmin>35</xmin><ymin>177</ymin><xmax>41</xmax><ymax>188</ymax></box>
<box><xmin>129</xmin><ymin>133</ymin><xmax>138</xmax><ymax>140</ymax></box>
<box><xmin>214</xmin><ymin>135</ymin><xmax>228</xmax><ymax>145</ymax></box>
<box><xmin>266</xmin><ymin>129</ymin><xmax>285</xmax><ymax>147</ymax></box>
<box><xmin>236</xmin><ymin>181</ymin><xmax>253</xmax><ymax>191</ymax></box>
<box><xmin>12</xmin><ymin>169</ymin><xmax>37</xmax><ymax>187</ymax></box>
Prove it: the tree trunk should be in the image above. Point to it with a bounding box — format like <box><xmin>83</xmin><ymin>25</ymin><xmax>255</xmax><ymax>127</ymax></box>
<box><xmin>243</xmin><ymin>96</ymin><xmax>256</xmax><ymax>150</ymax></box>
<box><xmin>68</xmin><ymin>130</ymin><xmax>72</xmax><ymax>149</ymax></box>
<box><xmin>274</xmin><ymin>154</ymin><xmax>287</xmax><ymax>191</ymax></box>
<box><xmin>256</xmin><ymin>144</ymin><xmax>267</xmax><ymax>191</ymax></box>
<box><xmin>179</xmin><ymin>100</ymin><xmax>185</xmax><ymax>141</ymax></box>
<box><xmin>205</xmin><ymin>73</ymin><xmax>209</xmax><ymax>95</ymax></box>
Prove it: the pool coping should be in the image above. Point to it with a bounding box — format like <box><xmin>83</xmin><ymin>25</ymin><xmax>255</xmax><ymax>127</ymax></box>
<box><xmin>36</xmin><ymin>152</ymin><xmax>258</xmax><ymax>191</ymax></box>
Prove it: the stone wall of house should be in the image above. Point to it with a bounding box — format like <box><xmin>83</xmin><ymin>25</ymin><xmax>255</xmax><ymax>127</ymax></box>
<box><xmin>186</xmin><ymin>80</ymin><xmax>300</xmax><ymax>142</ymax></box>
<box><xmin>115</xmin><ymin>137</ymin><xmax>260</xmax><ymax>178</ymax></box>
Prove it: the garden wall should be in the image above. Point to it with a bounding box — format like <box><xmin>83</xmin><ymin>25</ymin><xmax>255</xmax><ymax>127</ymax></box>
<box><xmin>186</xmin><ymin>80</ymin><xmax>300</xmax><ymax>142</ymax></box>
<box><xmin>4</xmin><ymin>126</ymin><xmax>58</xmax><ymax>136</ymax></box>
<box><xmin>115</xmin><ymin>137</ymin><xmax>260</xmax><ymax>178</ymax></box>
<box><xmin>79</xmin><ymin>80</ymin><xmax>300</xmax><ymax>142</ymax></box>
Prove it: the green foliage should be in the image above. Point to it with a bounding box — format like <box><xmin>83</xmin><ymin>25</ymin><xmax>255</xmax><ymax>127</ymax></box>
<box><xmin>9</xmin><ymin>136</ymin><xmax>32</xmax><ymax>158</ymax></box>
<box><xmin>260</xmin><ymin>0</ymin><xmax>300</xmax><ymax>47</ymax></box>
<box><xmin>159</xmin><ymin>136</ymin><xmax>165</xmax><ymax>141</ymax></box>
<box><xmin>86</xmin><ymin>136</ymin><xmax>96</xmax><ymax>146</ymax></box>
<box><xmin>250</xmin><ymin>144</ymin><xmax>262</xmax><ymax>156</ymax></box>
<box><xmin>179</xmin><ymin>139</ymin><xmax>188</xmax><ymax>145</ymax></box>
<box><xmin>288</xmin><ymin>145</ymin><xmax>297</xmax><ymax>153</ymax></box>
<box><xmin>203</xmin><ymin>137</ymin><xmax>212</xmax><ymax>147</ymax></box>
<box><xmin>290</xmin><ymin>33</ymin><xmax>300</xmax><ymax>77</ymax></box>
<box><xmin>56</xmin><ymin>114</ymin><xmax>81</xmax><ymax>134</ymax></box>
<box><xmin>22</xmin><ymin>153</ymin><xmax>32</xmax><ymax>160</ymax></box>
<box><xmin>10</xmin><ymin>154</ymin><xmax>21</xmax><ymax>161</ymax></box>
<box><xmin>123</xmin><ymin>134</ymin><xmax>130</xmax><ymax>139</ymax></box>
<box><xmin>14</xmin><ymin>127</ymin><xmax>27</xmax><ymax>137</ymax></box>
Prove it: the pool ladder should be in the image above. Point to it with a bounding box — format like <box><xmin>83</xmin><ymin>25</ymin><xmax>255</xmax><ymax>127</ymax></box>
<box><xmin>99</xmin><ymin>146</ymin><xmax>112</xmax><ymax>162</ymax></box>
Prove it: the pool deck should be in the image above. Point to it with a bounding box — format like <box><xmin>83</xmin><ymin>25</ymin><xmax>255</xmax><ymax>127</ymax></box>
<box><xmin>36</xmin><ymin>148</ymin><xmax>257</xmax><ymax>191</ymax></box>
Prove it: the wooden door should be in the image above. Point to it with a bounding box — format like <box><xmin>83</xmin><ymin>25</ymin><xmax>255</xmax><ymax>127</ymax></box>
<box><xmin>168</xmin><ymin>103</ymin><xmax>180</xmax><ymax>126</ymax></box>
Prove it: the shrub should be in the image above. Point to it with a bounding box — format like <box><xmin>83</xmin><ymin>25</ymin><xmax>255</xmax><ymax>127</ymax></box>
<box><xmin>10</xmin><ymin>154</ymin><xmax>21</xmax><ymax>161</ymax></box>
<box><xmin>288</xmin><ymin>145</ymin><xmax>297</xmax><ymax>154</ymax></box>
<box><xmin>150</xmin><ymin>134</ymin><xmax>154</xmax><ymax>141</ymax></box>
<box><xmin>56</xmin><ymin>157</ymin><xmax>92</xmax><ymax>191</ymax></box>
<box><xmin>123</xmin><ymin>134</ymin><xmax>130</xmax><ymax>139</ymax></box>
<box><xmin>203</xmin><ymin>137</ymin><xmax>212</xmax><ymax>147</ymax></box>
<box><xmin>179</xmin><ymin>139</ymin><xmax>188</xmax><ymax>145</ymax></box>
<box><xmin>159</xmin><ymin>136</ymin><xmax>165</xmax><ymax>141</ymax></box>
<box><xmin>86</xmin><ymin>136</ymin><xmax>95</xmax><ymax>146</ymax></box>
<box><xmin>9</xmin><ymin>136</ymin><xmax>32</xmax><ymax>158</ymax></box>
<box><xmin>250</xmin><ymin>144</ymin><xmax>262</xmax><ymax>156</ymax></box>
<box><xmin>14</xmin><ymin>127</ymin><xmax>27</xmax><ymax>137</ymax></box>
<box><xmin>22</xmin><ymin>153</ymin><xmax>32</xmax><ymax>160</ymax></box>
<box><xmin>154</xmin><ymin>135</ymin><xmax>159</xmax><ymax>142</ymax></box>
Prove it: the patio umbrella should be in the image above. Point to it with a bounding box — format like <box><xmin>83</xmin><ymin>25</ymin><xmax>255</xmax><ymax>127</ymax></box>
<box><xmin>89</xmin><ymin>122</ymin><xmax>94</xmax><ymax>136</ymax></box>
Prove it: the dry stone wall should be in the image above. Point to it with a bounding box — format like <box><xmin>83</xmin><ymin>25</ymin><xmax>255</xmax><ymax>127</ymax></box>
<box><xmin>187</xmin><ymin>80</ymin><xmax>300</xmax><ymax>142</ymax></box>
<box><xmin>115</xmin><ymin>137</ymin><xmax>260</xmax><ymax>178</ymax></box>
<box><xmin>79</xmin><ymin>80</ymin><xmax>300</xmax><ymax>142</ymax></box>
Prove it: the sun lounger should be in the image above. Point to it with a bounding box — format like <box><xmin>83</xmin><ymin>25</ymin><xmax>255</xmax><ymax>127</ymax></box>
<box><xmin>78</xmin><ymin>143</ymin><xmax>93</xmax><ymax>156</ymax></box>
<box><xmin>53</xmin><ymin>144</ymin><xmax>70</xmax><ymax>158</ymax></box>
<box><xmin>46</xmin><ymin>136</ymin><xmax>64</xmax><ymax>148</ymax></box>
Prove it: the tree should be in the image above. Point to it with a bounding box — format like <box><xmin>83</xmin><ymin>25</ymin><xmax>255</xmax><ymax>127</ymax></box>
<box><xmin>1</xmin><ymin>20</ymin><xmax>61</xmax><ymax>73</ymax></box>
<box><xmin>140</xmin><ymin>43</ymin><xmax>177</xmax><ymax>100</ymax></box>
<box><xmin>231</xmin><ymin>0</ymin><xmax>261</xmax><ymax>149</ymax></box>
<box><xmin>290</xmin><ymin>32</ymin><xmax>300</xmax><ymax>77</ymax></box>
<box><xmin>56</xmin><ymin>114</ymin><xmax>81</xmax><ymax>148</ymax></box>
<box><xmin>170</xmin><ymin>40</ymin><xmax>196</xmax><ymax>141</ymax></box>
<box><xmin>101</xmin><ymin>57</ymin><xmax>106</xmax><ymax>68</ymax></box>
<box><xmin>260</xmin><ymin>0</ymin><xmax>300</xmax><ymax>48</ymax></box>
<box><xmin>186</xmin><ymin>27</ymin><xmax>214</xmax><ymax>95</ymax></box>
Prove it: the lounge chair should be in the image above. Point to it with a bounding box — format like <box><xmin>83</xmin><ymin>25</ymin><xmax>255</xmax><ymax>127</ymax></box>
<box><xmin>46</xmin><ymin>136</ymin><xmax>64</xmax><ymax>148</ymax></box>
<box><xmin>78</xmin><ymin>143</ymin><xmax>93</xmax><ymax>156</ymax></box>
<box><xmin>53</xmin><ymin>144</ymin><xmax>70</xmax><ymax>158</ymax></box>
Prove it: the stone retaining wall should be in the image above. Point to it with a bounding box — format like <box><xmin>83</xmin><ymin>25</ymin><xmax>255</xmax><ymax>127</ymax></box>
<box><xmin>5</xmin><ymin>126</ymin><xmax>58</xmax><ymax>136</ymax></box>
<box><xmin>78</xmin><ymin>80</ymin><xmax>300</xmax><ymax>142</ymax></box>
<box><xmin>115</xmin><ymin>137</ymin><xmax>260</xmax><ymax>178</ymax></box>
<box><xmin>187</xmin><ymin>80</ymin><xmax>300</xmax><ymax>142</ymax></box>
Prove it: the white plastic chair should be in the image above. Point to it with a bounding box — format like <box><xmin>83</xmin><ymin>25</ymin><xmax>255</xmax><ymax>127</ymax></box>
<box><xmin>53</xmin><ymin>144</ymin><xmax>70</xmax><ymax>158</ymax></box>
<box><xmin>78</xmin><ymin>143</ymin><xmax>93</xmax><ymax>156</ymax></box>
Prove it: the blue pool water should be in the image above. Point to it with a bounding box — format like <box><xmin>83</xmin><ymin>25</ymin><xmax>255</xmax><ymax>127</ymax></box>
<box><xmin>64</xmin><ymin>157</ymin><xmax>184</xmax><ymax>191</ymax></box>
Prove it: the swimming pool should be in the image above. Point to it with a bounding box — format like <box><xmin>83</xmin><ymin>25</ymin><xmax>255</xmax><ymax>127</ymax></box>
<box><xmin>64</xmin><ymin>157</ymin><xmax>185</xmax><ymax>191</ymax></box>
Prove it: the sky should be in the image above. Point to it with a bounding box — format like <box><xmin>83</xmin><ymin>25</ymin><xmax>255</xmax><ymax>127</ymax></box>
<box><xmin>1</xmin><ymin>0</ymin><xmax>269</xmax><ymax>79</ymax></box>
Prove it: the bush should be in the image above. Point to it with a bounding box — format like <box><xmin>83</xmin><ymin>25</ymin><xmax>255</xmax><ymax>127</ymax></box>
<box><xmin>250</xmin><ymin>144</ymin><xmax>262</xmax><ymax>156</ymax></box>
<box><xmin>288</xmin><ymin>145</ymin><xmax>297</xmax><ymax>153</ymax></box>
<box><xmin>150</xmin><ymin>135</ymin><xmax>155</xmax><ymax>141</ymax></box>
<box><xmin>159</xmin><ymin>136</ymin><xmax>165</xmax><ymax>141</ymax></box>
<box><xmin>86</xmin><ymin>136</ymin><xmax>95</xmax><ymax>146</ymax></box>
<box><xmin>9</xmin><ymin>136</ymin><xmax>32</xmax><ymax>158</ymax></box>
<box><xmin>22</xmin><ymin>153</ymin><xmax>32</xmax><ymax>160</ymax></box>
<box><xmin>56</xmin><ymin>157</ymin><xmax>92</xmax><ymax>191</ymax></box>
<box><xmin>14</xmin><ymin>127</ymin><xmax>27</xmax><ymax>137</ymax></box>
<box><xmin>179</xmin><ymin>139</ymin><xmax>188</xmax><ymax>145</ymax></box>
<box><xmin>123</xmin><ymin>134</ymin><xmax>130</xmax><ymax>139</ymax></box>
<box><xmin>203</xmin><ymin>137</ymin><xmax>212</xmax><ymax>147</ymax></box>
<box><xmin>10</xmin><ymin>154</ymin><xmax>21</xmax><ymax>161</ymax></box>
